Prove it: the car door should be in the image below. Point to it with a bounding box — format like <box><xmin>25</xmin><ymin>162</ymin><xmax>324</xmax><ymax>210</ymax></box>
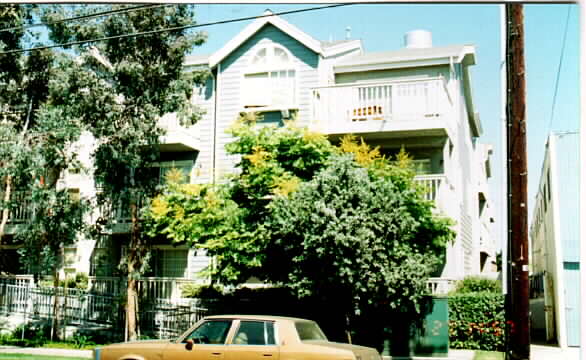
<box><xmin>164</xmin><ymin>319</ymin><xmax>233</xmax><ymax>360</ymax></box>
<box><xmin>225</xmin><ymin>320</ymin><xmax>280</xmax><ymax>360</ymax></box>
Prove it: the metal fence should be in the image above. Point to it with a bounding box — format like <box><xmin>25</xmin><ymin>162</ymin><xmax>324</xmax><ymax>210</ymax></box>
<box><xmin>0</xmin><ymin>283</ymin><xmax>207</xmax><ymax>339</ymax></box>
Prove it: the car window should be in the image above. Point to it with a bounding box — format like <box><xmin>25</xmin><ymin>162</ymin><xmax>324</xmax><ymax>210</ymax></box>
<box><xmin>186</xmin><ymin>320</ymin><xmax>232</xmax><ymax>344</ymax></box>
<box><xmin>294</xmin><ymin>321</ymin><xmax>327</xmax><ymax>341</ymax></box>
<box><xmin>233</xmin><ymin>321</ymin><xmax>276</xmax><ymax>345</ymax></box>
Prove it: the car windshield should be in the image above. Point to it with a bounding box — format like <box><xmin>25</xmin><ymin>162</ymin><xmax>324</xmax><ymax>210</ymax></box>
<box><xmin>294</xmin><ymin>321</ymin><xmax>328</xmax><ymax>341</ymax></box>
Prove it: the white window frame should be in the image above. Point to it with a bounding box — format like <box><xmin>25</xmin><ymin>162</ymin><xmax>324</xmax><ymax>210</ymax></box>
<box><xmin>241</xmin><ymin>43</ymin><xmax>298</xmax><ymax>111</ymax></box>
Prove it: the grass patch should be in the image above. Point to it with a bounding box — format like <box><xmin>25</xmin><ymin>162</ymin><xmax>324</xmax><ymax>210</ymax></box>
<box><xmin>474</xmin><ymin>350</ymin><xmax>505</xmax><ymax>360</ymax></box>
<box><xmin>42</xmin><ymin>342</ymin><xmax>97</xmax><ymax>350</ymax></box>
<box><xmin>0</xmin><ymin>354</ymin><xmax>90</xmax><ymax>360</ymax></box>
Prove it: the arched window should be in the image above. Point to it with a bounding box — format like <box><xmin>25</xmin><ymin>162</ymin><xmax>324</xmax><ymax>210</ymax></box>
<box><xmin>243</xmin><ymin>44</ymin><xmax>296</xmax><ymax>109</ymax></box>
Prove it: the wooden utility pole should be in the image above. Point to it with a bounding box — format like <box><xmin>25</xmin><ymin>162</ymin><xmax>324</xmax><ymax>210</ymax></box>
<box><xmin>505</xmin><ymin>4</ymin><xmax>530</xmax><ymax>360</ymax></box>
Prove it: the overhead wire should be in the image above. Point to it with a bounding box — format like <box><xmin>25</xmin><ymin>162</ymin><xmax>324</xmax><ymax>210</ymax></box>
<box><xmin>0</xmin><ymin>4</ymin><xmax>166</xmax><ymax>34</ymax></box>
<box><xmin>548</xmin><ymin>5</ymin><xmax>572</xmax><ymax>131</ymax></box>
<box><xmin>0</xmin><ymin>4</ymin><xmax>350</xmax><ymax>55</ymax></box>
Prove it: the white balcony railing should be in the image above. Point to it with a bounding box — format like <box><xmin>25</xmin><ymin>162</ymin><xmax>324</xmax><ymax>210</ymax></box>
<box><xmin>427</xmin><ymin>277</ymin><xmax>457</xmax><ymax>295</ymax></box>
<box><xmin>312</xmin><ymin>78</ymin><xmax>450</xmax><ymax>134</ymax></box>
<box><xmin>158</xmin><ymin>113</ymin><xmax>199</xmax><ymax>151</ymax></box>
<box><xmin>413</xmin><ymin>174</ymin><xmax>448</xmax><ymax>202</ymax></box>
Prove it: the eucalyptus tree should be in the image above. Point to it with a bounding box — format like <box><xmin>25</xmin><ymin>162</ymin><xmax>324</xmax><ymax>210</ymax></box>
<box><xmin>1</xmin><ymin>5</ymin><xmax>88</xmax><ymax>340</ymax></box>
<box><xmin>42</xmin><ymin>4</ymin><xmax>208</xmax><ymax>340</ymax></box>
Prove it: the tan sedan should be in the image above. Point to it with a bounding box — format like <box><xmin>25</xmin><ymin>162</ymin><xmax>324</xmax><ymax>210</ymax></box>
<box><xmin>93</xmin><ymin>315</ymin><xmax>381</xmax><ymax>360</ymax></box>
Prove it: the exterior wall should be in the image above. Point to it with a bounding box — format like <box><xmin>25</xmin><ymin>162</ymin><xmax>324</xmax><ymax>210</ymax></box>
<box><xmin>189</xmin><ymin>69</ymin><xmax>216</xmax><ymax>185</ymax></box>
<box><xmin>212</xmin><ymin>24</ymin><xmax>320</xmax><ymax>179</ymax></box>
<box><xmin>530</xmin><ymin>132</ymin><xmax>580</xmax><ymax>348</ymax></box>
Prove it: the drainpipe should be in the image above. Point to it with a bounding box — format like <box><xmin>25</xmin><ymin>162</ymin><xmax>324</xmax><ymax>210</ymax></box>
<box><xmin>211</xmin><ymin>65</ymin><xmax>219</xmax><ymax>184</ymax></box>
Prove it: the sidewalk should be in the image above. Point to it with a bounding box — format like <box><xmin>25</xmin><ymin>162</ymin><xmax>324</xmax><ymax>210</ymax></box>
<box><xmin>0</xmin><ymin>344</ymin><xmax>581</xmax><ymax>359</ymax></box>
<box><xmin>530</xmin><ymin>344</ymin><xmax>580</xmax><ymax>360</ymax></box>
<box><xmin>0</xmin><ymin>345</ymin><xmax>92</xmax><ymax>358</ymax></box>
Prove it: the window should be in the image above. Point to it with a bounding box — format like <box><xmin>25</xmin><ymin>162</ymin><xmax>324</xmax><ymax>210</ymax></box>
<box><xmin>146</xmin><ymin>248</ymin><xmax>188</xmax><ymax>278</ymax></box>
<box><xmin>186</xmin><ymin>320</ymin><xmax>232</xmax><ymax>345</ymax></box>
<box><xmin>151</xmin><ymin>160</ymin><xmax>193</xmax><ymax>185</ymax></box>
<box><xmin>233</xmin><ymin>321</ymin><xmax>276</xmax><ymax>345</ymax></box>
<box><xmin>294</xmin><ymin>321</ymin><xmax>327</xmax><ymax>341</ymax></box>
<box><xmin>243</xmin><ymin>44</ymin><xmax>296</xmax><ymax>109</ymax></box>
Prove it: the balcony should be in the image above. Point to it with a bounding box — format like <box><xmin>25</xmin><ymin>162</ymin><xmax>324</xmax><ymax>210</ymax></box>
<box><xmin>158</xmin><ymin>113</ymin><xmax>200</xmax><ymax>152</ymax></box>
<box><xmin>1</xmin><ymin>191</ymin><xmax>32</xmax><ymax>227</ymax></box>
<box><xmin>311</xmin><ymin>79</ymin><xmax>452</xmax><ymax>139</ymax></box>
<box><xmin>413</xmin><ymin>174</ymin><xmax>453</xmax><ymax>215</ymax></box>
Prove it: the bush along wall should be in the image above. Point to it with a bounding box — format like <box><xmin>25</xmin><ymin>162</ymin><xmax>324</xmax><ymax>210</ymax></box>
<box><xmin>448</xmin><ymin>292</ymin><xmax>506</xmax><ymax>351</ymax></box>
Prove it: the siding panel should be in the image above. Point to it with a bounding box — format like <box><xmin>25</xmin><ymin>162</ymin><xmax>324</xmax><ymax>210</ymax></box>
<box><xmin>554</xmin><ymin>133</ymin><xmax>580</xmax><ymax>262</ymax></box>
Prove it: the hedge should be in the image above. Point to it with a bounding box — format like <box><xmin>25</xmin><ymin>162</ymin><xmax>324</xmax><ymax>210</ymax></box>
<box><xmin>448</xmin><ymin>292</ymin><xmax>506</xmax><ymax>351</ymax></box>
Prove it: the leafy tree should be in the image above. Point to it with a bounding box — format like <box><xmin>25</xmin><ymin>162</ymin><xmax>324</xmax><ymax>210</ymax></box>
<box><xmin>146</xmin><ymin>120</ymin><xmax>337</xmax><ymax>284</ymax></box>
<box><xmin>42</xmin><ymin>4</ymin><xmax>208</xmax><ymax>340</ymax></box>
<box><xmin>1</xmin><ymin>5</ymin><xmax>87</xmax><ymax>340</ymax></box>
<box><xmin>147</xmin><ymin>121</ymin><xmax>455</xmax><ymax>339</ymax></box>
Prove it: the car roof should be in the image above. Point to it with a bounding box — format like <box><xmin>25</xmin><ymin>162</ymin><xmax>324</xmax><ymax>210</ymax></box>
<box><xmin>204</xmin><ymin>314</ymin><xmax>313</xmax><ymax>322</ymax></box>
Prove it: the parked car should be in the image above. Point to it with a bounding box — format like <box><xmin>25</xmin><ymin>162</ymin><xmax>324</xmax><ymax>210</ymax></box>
<box><xmin>93</xmin><ymin>314</ymin><xmax>381</xmax><ymax>360</ymax></box>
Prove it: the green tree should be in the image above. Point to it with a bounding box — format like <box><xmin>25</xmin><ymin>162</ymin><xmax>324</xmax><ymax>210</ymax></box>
<box><xmin>146</xmin><ymin>120</ymin><xmax>337</xmax><ymax>284</ymax></box>
<box><xmin>1</xmin><ymin>5</ymin><xmax>87</xmax><ymax>340</ymax></box>
<box><xmin>42</xmin><ymin>4</ymin><xmax>208</xmax><ymax>340</ymax></box>
<box><xmin>147</xmin><ymin>122</ymin><xmax>454</xmax><ymax>337</ymax></box>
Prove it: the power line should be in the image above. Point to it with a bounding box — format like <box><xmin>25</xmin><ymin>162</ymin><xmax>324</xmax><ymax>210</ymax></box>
<box><xmin>0</xmin><ymin>4</ymin><xmax>350</xmax><ymax>56</ymax></box>
<box><xmin>548</xmin><ymin>5</ymin><xmax>572</xmax><ymax>131</ymax></box>
<box><xmin>0</xmin><ymin>4</ymin><xmax>164</xmax><ymax>34</ymax></box>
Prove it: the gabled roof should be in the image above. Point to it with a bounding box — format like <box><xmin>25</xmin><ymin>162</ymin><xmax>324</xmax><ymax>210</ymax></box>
<box><xmin>184</xmin><ymin>54</ymin><xmax>210</xmax><ymax>67</ymax></box>
<box><xmin>209</xmin><ymin>10</ymin><xmax>323</xmax><ymax>68</ymax></box>
<box><xmin>334</xmin><ymin>44</ymin><xmax>475</xmax><ymax>73</ymax></box>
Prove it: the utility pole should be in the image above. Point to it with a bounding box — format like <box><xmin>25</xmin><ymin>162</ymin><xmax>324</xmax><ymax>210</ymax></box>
<box><xmin>505</xmin><ymin>4</ymin><xmax>530</xmax><ymax>360</ymax></box>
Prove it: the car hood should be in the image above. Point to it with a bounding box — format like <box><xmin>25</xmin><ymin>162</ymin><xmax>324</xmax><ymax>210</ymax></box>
<box><xmin>303</xmin><ymin>341</ymin><xmax>381</xmax><ymax>360</ymax></box>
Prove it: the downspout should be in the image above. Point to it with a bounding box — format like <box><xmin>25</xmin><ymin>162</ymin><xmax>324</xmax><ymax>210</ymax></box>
<box><xmin>212</xmin><ymin>64</ymin><xmax>220</xmax><ymax>184</ymax></box>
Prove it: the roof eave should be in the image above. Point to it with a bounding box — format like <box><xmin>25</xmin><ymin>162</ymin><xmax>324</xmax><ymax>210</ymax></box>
<box><xmin>209</xmin><ymin>12</ymin><xmax>322</xmax><ymax>68</ymax></box>
<box><xmin>334</xmin><ymin>56</ymin><xmax>453</xmax><ymax>74</ymax></box>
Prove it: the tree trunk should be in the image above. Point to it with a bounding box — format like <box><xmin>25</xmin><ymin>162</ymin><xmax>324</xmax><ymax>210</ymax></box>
<box><xmin>51</xmin><ymin>264</ymin><xmax>61</xmax><ymax>341</ymax></box>
<box><xmin>126</xmin><ymin>199</ymin><xmax>141</xmax><ymax>341</ymax></box>
<box><xmin>0</xmin><ymin>176</ymin><xmax>12</xmax><ymax>245</ymax></box>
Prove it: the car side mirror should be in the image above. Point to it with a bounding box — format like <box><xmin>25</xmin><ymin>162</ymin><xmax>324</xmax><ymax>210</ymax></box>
<box><xmin>185</xmin><ymin>339</ymin><xmax>194</xmax><ymax>351</ymax></box>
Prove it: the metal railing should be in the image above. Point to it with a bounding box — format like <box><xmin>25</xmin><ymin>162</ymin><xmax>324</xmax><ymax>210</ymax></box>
<box><xmin>88</xmin><ymin>276</ymin><xmax>196</xmax><ymax>300</ymax></box>
<box><xmin>312</xmin><ymin>78</ymin><xmax>449</xmax><ymax>132</ymax></box>
<box><xmin>0</xmin><ymin>283</ymin><xmax>207</xmax><ymax>338</ymax></box>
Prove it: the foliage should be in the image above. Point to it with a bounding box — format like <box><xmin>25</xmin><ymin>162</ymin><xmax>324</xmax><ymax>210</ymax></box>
<box><xmin>265</xmin><ymin>153</ymin><xmax>453</xmax><ymax>316</ymax></box>
<box><xmin>453</xmin><ymin>276</ymin><xmax>501</xmax><ymax>294</ymax></box>
<box><xmin>147</xmin><ymin>121</ymin><xmax>455</xmax><ymax>327</ymax></box>
<box><xmin>0</xmin><ymin>6</ymin><xmax>87</xmax><ymax>291</ymax></box>
<box><xmin>448</xmin><ymin>292</ymin><xmax>506</xmax><ymax>351</ymax></box>
<box><xmin>146</xmin><ymin>121</ymin><xmax>337</xmax><ymax>284</ymax></box>
<box><xmin>41</xmin><ymin>4</ymin><xmax>208</xmax><ymax>340</ymax></box>
<box><xmin>180</xmin><ymin>283</ymin><xmax>225</xmax><ymax>298</ymax></box>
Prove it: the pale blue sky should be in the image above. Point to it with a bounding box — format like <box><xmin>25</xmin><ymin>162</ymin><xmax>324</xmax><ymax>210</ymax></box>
<box><xmin>189</xmin><ymin>3</ymin><xmax>580</xmax><ymax>248</ymax></box>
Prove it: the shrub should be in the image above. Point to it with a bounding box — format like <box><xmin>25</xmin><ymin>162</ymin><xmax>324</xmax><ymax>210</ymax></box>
<box><xmin>448</xmin><ymin>292</ymin><xmax>505</xmax><ymax>351</ymax></box>
<box><xmin>453</xmin><ymin>276</ymin><xmax>501</xmax><ymax>294</ymax></box>
<box><xmin>180</xmin><ymin>284</ymin><xmax>224</xmax><ymax>298</ymax></box>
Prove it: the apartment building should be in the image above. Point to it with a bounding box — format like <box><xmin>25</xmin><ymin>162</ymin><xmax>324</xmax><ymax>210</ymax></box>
<box><xmin>529</xmin><ymin>131</ymin><xmax>580</xmax><ymax>348</ymax></box>
<box><xmin>1</xmin><ymin>11</ymin><xmax>496</xmax><ymax>298</ymax></box>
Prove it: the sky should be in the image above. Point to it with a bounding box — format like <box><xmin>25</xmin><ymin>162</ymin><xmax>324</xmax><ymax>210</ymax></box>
<box><xmin>186</xmin><ymin>3</ymin><xmax>580</xmax><ymax>249</ymax></box>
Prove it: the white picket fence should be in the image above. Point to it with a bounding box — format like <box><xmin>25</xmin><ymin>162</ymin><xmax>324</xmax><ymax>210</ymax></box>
<box><xmin>0</xmin><ymin>282</ymin><xmax>207</xmax><ymax>338</ymax></box>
